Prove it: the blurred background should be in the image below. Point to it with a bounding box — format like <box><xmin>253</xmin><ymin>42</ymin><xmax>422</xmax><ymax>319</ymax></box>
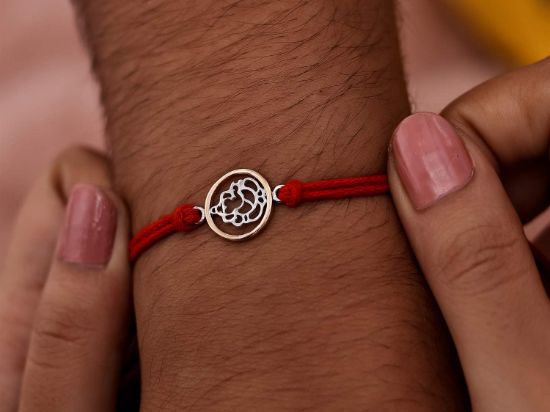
<box><xmin>1</xmin><ymin>0</ymin><xmax>550</xmax><ymax>265</ymax></box>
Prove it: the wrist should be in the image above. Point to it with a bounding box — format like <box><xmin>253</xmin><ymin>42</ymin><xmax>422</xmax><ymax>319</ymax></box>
<box><xmin>78</xmin><ymin>0</ymin><xmax>408</xmax><ymax>229</ymax></box>
<box><xmin>77</xmin><ymin>1</ymin><xmax>467</xmax><ymax>410</ymax></box>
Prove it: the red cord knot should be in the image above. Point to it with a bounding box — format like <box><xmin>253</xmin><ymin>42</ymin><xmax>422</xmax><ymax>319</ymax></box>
<box><xmin>278</xmin><ymin>180</ymin><xmax>303</xmax><ymax>207</ymax></box>
<box><xmin>171</xmin><ymin>204</ymin><xmax>201</xmax><ymax>232</ymax></box>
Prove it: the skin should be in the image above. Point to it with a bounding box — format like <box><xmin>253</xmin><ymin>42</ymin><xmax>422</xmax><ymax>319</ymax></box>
<box><xmin>74</xmin><ymin>1</ymin><xmax>466</xmax><ymax>410</ymax></box>
<box><xmin>1</xmin><ymin>8</ymin><xmax>549</xmax><ymax>411</ymax></box>
<box><xmin>389</xmin><ymin>58</ymin><xmax>550</xmax><ymax>411</ymax></box>
<box><xmin>0</xmin><ymin>148</ymin><xmax>132</xmax><ymax>411</ymax></box>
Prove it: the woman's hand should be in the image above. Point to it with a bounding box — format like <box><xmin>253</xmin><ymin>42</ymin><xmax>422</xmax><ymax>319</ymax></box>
<box><xmin>0</xmin><ymin>147</ymin><xmax>133</xmax><ymax>411</ymax></box>
<box><xmin>388</xmin><ymin>58</ymin><xmax>550</xmax><ymax>411</ymax></box>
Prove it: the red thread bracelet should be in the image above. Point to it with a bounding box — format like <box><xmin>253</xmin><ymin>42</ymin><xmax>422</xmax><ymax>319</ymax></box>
<box><xmin>130</xmin><ymin>169</ymin><xmax>389</xmax><ymax>262</ymax></box>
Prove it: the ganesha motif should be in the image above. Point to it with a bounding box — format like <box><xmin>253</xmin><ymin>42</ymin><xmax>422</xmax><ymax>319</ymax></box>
<box><xmin>209</xmin><ymin>177</ymin><xmax>267</xmax><ymax>227</ymax></box>
<box><xmin>204</xmin><ymin>169</ymin><xmax>273</xmax><ymax>241</ymax></box>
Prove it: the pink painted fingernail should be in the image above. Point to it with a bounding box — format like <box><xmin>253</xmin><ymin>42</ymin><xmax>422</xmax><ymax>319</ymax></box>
<box><xmin>58</xmin><ymin>184</ymin><xmax>117</xmax><ymax>267</ymax></box>
<box><xmin>392</xmin><ymin>113</ymin><xmax>474</xmax><ymax>210</ymax></box>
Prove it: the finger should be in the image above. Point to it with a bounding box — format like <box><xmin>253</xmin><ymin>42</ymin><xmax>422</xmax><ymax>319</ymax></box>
<box><xmin>0</xmin><ymin>147</ymin><xmax>114</xmax><ymax>411</ymax></box>
<box><xmin>502</xmin><ymin>159</ymin><xmax>550</xmax><ymax>223</ymax></box>
<box><xmin>442</xmin><ymin>57</ymin><xmax>550</xmax><ymax>222</ymax></box>
<box><xmin>18</xmin><ymin>183</ymin><xmax>130</xmax><ymax>412</ymax></box>
<box><xmin>388</xmin><ymin>111</ymin><xmax>550</xmax><ymax>409</ymax></box>
<box><xmin>442</xmin><ymin>57</ymin><xmax>550</xmax><ymax>164</ymax></box>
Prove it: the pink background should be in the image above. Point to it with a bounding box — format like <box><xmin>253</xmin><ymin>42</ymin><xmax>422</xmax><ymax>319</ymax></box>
<box><xmin>0</xmin><ymin>0</ymin><xmax>506</xmax><ymax>265</ymax></box>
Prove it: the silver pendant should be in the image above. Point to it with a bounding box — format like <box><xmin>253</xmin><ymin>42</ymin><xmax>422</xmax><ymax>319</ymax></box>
<box><xmin>203</xmin><ymin>169</ymin><xmax>273</xmax><ymax>240</ymax></box>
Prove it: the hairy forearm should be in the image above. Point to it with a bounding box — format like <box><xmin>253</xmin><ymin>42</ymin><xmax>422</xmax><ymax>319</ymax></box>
<box><xmin>78</xmin><ymin>0</ymin><xmax>408</xmax><ymax>222</ymax></box>
<box><xmin>76</xmin><ymin>1</ymin><xmax>466</xmax><ymax>410</ymax></box>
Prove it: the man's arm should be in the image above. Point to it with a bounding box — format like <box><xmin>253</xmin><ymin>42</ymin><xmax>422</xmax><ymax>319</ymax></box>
<box><xmin>76</xmin><ymin>1</ymin><xmax>467</xmax><ymax>410</ymax></box>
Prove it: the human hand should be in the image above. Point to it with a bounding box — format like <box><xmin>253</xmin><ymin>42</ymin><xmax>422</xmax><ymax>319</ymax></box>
<box><xmin>388</xmin><ymin>58</ymin><xmax>550</xmax><ymax>411</ymax></box>
<box><xmin>0</xmin><ymin>148</ymin><xmax>135</xmax><ymax>411</ymax></box>
<box><xmin>76</xmin><ymin>1</ymin><xmax>469</xmax><ymax>409</ymax></box>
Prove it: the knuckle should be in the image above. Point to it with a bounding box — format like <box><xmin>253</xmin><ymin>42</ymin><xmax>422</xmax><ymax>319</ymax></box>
<box><xmin>29</xmin><ymin>299</ymin><xmax>95</xmax><ymax>369</ymax></box>
<box><xmin>436</xmin><ymin>224</ymin><xmax>521</xmax><ymax>294</ymax></box>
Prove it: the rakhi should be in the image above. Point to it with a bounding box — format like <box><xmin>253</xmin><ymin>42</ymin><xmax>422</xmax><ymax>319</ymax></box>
<box><xmin>130</xmin><ymin>169</ymin><xmax>389</xmax><ymax>262</ymax></box>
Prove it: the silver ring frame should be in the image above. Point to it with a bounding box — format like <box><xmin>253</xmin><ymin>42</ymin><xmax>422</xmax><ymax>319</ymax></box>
<box><xmin>204</xmin><ymin>169</ymin><xmax>273</xmax><ymax>241</ymax></box>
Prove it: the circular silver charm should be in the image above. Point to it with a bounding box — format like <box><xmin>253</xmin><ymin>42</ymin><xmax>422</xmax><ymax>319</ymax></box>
<box><xmin>204</xmin><ymin>169</ymin><xmax>273</xmax><ymax>241</ymax></box>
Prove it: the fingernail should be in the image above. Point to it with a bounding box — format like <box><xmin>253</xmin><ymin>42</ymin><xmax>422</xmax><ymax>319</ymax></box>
<box><xmin>392</xmin><ymin>112</ymin><xmax>474</xmax><ymax>210</ymax></box>
<box><xmin>58</xmin><ymin>184</ymin><xmax>117</xmax><ymax>267</ymax></box>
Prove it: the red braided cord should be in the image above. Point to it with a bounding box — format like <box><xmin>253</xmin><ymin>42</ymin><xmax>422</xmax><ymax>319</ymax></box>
<box><xmin>130</xmin><ymin>204</ymin><xmax>201</xmax><ymax>262</ymax></box>
<box><xmin>300</xmin><ymin>175</ymin><xmax>387</xmax><ymax>190</ymax></box>
<box><xmin>277</xmin><ymin>175</ymin><xmax>388</xmax><ymax>207</ymax></box>
<box><xmin>129</xmin><ymin>175</ymin><xmax>389</xmax><ymax>262</ymax></box>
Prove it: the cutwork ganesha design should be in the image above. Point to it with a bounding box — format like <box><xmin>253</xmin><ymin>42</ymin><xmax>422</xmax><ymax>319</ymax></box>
<box><xmin>209</xmin><ymin>177</ymin><xmax>267</xmax><ymax>227</ymax></box>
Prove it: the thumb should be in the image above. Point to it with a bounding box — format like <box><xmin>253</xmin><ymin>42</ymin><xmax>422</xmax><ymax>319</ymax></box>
<box><xmin>388</xmin><ymin>62</ymin><xmax>550</xmax><ymax>410</ymax></box>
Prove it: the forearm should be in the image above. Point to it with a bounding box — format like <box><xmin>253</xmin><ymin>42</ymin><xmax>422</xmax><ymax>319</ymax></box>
<box><xmin>76</xmin><ymin>1</ymin><xmax>466</xmax><ymax>410</ymax></box>
<box><xmin>78</xmin><ymin>0</ymin><xmax>408</xmax><ymax>220</ymax></box>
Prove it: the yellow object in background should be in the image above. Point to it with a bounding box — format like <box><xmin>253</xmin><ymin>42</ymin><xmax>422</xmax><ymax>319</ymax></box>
<box><xmin>447</xmin><ymin>0</ymin><xmax>550</xmax><ymax>65</ymax></box>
